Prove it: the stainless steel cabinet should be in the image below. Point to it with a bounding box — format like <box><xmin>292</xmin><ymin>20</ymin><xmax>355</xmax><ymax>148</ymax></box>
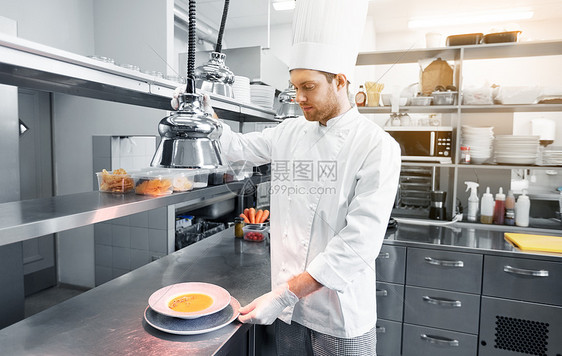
<box><xmin>376</xmin><ymin>319</ymin><xmax>402</xmax><ymax>356</ymax></box>
<box><xmin>406</xmin><ymin>247</ymin><xmax>483</xmax><ymax>294</ymax></box>
<box><xmin>479</xmin><ymin>296</ymin><xmax>562</xmax><ymax>356</ymax></box>
<box><xmin>376</xmin><ymin>282</ymin><xmax>404</xmax><ymax>322</ymax></box>
<box><xmin>376</xmin><ymin>245</ymin><xmax>406</xmax><ymax>284</ymax></box>
<box><xmin>482</xmin><ymin>255</ymin><xmax>562</xmax><ymax>306</ymax></box>
<box><xmin>402</xmin><ymin>324</ymin><xmax>478</xmax><ymax>356</ymax></box>
<box><xmin>403</xmin><ymin>285</ymin><xmax>480</xmax><ymax>334</ymax></box>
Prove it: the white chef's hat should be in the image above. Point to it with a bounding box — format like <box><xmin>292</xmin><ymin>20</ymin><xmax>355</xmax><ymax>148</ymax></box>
<box><xmin>289</xmin><ymin>0</ymin><xmax>368</xmax><ymax>84</ymax></box>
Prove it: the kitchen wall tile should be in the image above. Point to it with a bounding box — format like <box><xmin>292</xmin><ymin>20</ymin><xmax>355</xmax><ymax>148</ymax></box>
<box><xmin>112</xmin><ymin>268</ymin><xmax>129</xmax><ymax>279</ymax></box>
<box><xmin>95</xmin><ymin>244</ymin><xmax>112</xmax><ymax>267</ymax></box>
<box><xmin>149</xmin><ymin>207</ymin><xmax>168</xmax><ymax>230</ymax></box>
<box><xmin>95</xmin><ymin>266</ymin><xmax>112</xmax><ymax>287</ymax></box>
<box><xmin>112</xmin><ymin>246</ymin><xmax>130</xmax><ymax>270</ymax></box>
<box><xmin>129</xmin><ymin>212</ymin><xmax>149</xmax><ymax>228</ymax></box>
<box><xmin>130</xmin><ymin>249</ymin><xmax>151</xmax><ymax>269</ymax></box>
<box><xmin>130</xmin><ymin>227</ymin><xmax>149</xmax><ymax>251</ymax></box>
<box><xmin>119</xmin><ymin>157</ymin><xmax>134</xmax><ymax>172</ymax></box>
<box><xmin>148</xmin><ymin>228</ymin><xmax>167</xmax><ymax>254</ymax></box>
<box><xmin>112</xmin><ymin>225</ymin><xmax>130</xmax><ymax>248</ymax></box>
<box><xmin>112</xmin><ymin>215</ymin><xmax>130</xmax><ymax>226</ymax></box>
<box><xmin>133</xmin><ymin>156</ymin><xmax>150</xmax><ymax>170</ymax></box>
<box><xmin>94</xmin><ymin>223</ymin><xmax>112</xmax><ymax>245</ymax></box>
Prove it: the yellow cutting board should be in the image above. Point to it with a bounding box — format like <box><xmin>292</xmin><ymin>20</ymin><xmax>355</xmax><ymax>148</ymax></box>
<box><xmin>504</xmin><ymin>233</ymin><xmax>562</xmax><ymax>253</ymax></box>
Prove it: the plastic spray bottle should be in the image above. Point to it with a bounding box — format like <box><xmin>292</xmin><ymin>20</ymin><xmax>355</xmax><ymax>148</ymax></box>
<box><xmin>465</xmin><ymin>181</ymin><xmax>479</xmax><ymax>222</ymax></box>
<box><xmin>493</xmin><ymin>187</ymin><xmax>506</xmax><ymax>225</ymax></box>
<box><xmin>480</xmin><ymin>187</ymin><xmax>494</xmax><ymax>224</ymax></box>
<box><xmin>504</xmin><ymin>190</ymin><xmax>516</xmax><ymax>226</ymax></box>
<box><xmin>515</xmin><ymin>190</ymin><xmax>530</xmax><ymax>227</ymax></box>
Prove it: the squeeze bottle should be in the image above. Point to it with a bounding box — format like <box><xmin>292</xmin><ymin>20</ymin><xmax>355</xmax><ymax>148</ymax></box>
<box><xmin>515</xmin><ymin>191</ymin><xmax>530</xmax><ymax>227</ymax></box>
<box><xmin>504</xmin><ymin>190</ymin><xmax>516</xmax><ymax>226</ymax></box>
<box><xmin>480</xmin><ymin>187</ymin><xmax>494</xmax><ymax>224</ymax></box>
<box><xmin>493</xmin><ymin>187</ymin><xmax>506</xmax><ymax>225</ymax></box>
<box><xmin>464</xmin><ymin>181</ymin><xmax>479</xmax><ymax>222</ymax></box>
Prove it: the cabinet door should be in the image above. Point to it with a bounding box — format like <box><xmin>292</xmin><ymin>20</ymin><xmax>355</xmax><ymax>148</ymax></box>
<box><xmin>403</xmin><ymin>285</ymin><xmax>480</xmax><ymax>334</ymax></box>
<box><xmin>376</xmin><ymin>282</ymin><xmax>404</xmax><ymax>322</ymax></box>
<box><xmin>376</xmin><ymin>319</ymin><xmax>402</xmax><ymax>356</ymax></box>
<box><xmin>402</xmin><ymin>323</ymin><xmax>477</xmax><ymax>356</ymax></box>
<box><xmin>483</xmin><ymin>255</ymin><xmax>562</xmax><ymax>306</ymax></box>
<box><xmin>479</xmin><ymin>296</ymin><xmax>562</xmax><ymax>356</ymax></box>
<box><xmin>376</xmin><ymin>245</ymin><xmax>406</xmax><ymax>284</ymax></box>
<box><xmin>406</xmin><ymin>247</ymin><xmax>483</xmax><ymax>293</ymax></box>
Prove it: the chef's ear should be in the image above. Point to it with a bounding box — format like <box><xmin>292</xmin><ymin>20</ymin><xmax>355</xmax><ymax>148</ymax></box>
<box><xmin>335</xmin><ymin>73</ymin><xmax>348</xmax><ymax>89</ymax></box>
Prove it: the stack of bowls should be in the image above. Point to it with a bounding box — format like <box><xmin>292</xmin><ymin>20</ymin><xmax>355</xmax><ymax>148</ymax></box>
<box><xmin>232</xmin><ymin>76</ymin><xmax>251</xmax><ymax>103</ymax></box>
<box><xmin>461</xmin><ymin>125</ymin><xmax>494</xmax><ymax>164</ymax></box>
<box><xmin>494</xmin><ymin>135</ymin><xmax>540</xmax><ymax>165</ymax></box>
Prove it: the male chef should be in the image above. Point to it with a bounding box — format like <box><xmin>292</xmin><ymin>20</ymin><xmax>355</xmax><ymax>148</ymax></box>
<box><xmin>173</xmin><ymin>0</ymin><xmax>400</xmax><ymax>354</ymax></box>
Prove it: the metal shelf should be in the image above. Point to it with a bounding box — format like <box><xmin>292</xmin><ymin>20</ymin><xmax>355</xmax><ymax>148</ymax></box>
<box><xmin>356</xmin><ymin>40</ymin><xmax>562</xmax><ymax>66</ymax></box>
<box><xmin>460</xmin><ymin>104</ymin><xmax>562</xmax><ymax>113</ymax></box>
<box><xmin>0</xmin><ymin>182</ymin><xmax>243</xmax><ymax>247</ymax></box>
<box><xmin>0</xmin><ymin>33</ymin><xmax>276</xmax><ymax>121</ymax></box>
<box><xmin>457</xmin><ymin>164</ymin><xmax>562</xmax><ymax>170</ymax></box>
<box><xmin>358</xmin><ymin>105</ymin><xmax>458</xmax><ymax>114</ymax></box>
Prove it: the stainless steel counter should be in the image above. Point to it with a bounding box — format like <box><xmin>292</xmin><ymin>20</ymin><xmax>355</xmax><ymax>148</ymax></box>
<box><xmin>0</xmin><ymin>183</ymin><xmax>243</xmax><ymax>247</ymax></box>
<box><xmin>385</xmin><ymin>221</ymin><xmax>562</xmax><ymax>263</ymax></box>
<box><xmin>0</xmin><ymin>228</ymin><xmax>271</xmax><ymax>355</ymax></box>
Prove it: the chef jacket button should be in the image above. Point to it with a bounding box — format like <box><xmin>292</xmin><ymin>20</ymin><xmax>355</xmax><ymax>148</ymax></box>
<box><xmin>309</xmin><ymin>204</ymin><xmax>314</xmax><ymax>210</ymax></box>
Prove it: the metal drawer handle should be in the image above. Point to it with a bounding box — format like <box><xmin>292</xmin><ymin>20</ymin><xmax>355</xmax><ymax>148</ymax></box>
<box><xmin>424</xmin><ymin>256</ymin><xmax>464</xmax><ymax>268</ymax></box>
<box><xmin>376</xmin><ymin>326</ymin><xmax>386</xmax><ymax>333</ymax></box>
<box><xmin>376</xmin><ymin>289</ymin><xmax>388</xmax><ymax>297</ymax></box>
<box><xmin>420</xmin><ymin>334</ymin><xmax>459</xmax><ymax>347</ymax></box>
<box><xmin>422</xmin><ymin>296</ymin><xmax>462</xmax><ymax>307</ymax></box>
<box><xmin>503</xmin><ymin>265</ymin><xmax>549</xmax><ymax>277</ymax></box>
<box><xmin>378</xmin><ymin>252</ymin><xmax>390</xmax><ymax>259</ymax></box>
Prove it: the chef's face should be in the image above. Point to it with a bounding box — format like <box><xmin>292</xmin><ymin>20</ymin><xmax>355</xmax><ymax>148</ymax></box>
<box><xmin>290</xmin><ymin>69</ymin><xmax>345</xmax><ymax>125</ymax></box>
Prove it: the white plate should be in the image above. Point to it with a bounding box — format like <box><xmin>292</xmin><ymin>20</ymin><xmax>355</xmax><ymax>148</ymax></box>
<box><xmin>148</xmin><ymin>282</ymin><xmax>231</xmax><ymax>319</ymax></box>
<box><xmin>144</xmin><ymin>297</ymin><xmax>240</xmax><ymax>335</ymax></box>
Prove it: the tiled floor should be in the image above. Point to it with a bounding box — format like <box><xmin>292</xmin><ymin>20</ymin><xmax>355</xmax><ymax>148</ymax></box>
<box><xmin>24</xmin><ymin>284</ymin><xmax>88</xmax><ymax>318</ymax></box>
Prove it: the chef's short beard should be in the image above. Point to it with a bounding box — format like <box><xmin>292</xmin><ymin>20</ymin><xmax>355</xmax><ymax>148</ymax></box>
<box><xmin>303</xmin><ymin>85</ymin><xmax>340</xmax><ymax>124</ymax></box>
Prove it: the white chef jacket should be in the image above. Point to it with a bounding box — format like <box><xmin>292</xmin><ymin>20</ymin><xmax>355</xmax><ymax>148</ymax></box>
<box><xmin>220</xmin><ymin>107</ymin><xmax>401</xmax><ymax>338</ymax></box>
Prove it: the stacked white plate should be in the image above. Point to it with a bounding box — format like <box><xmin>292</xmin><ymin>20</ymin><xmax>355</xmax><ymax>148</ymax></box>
<box><xmin>250</xmin><ymin>84</ymin><xmax>276</xmax><ymax>109</ymax></box>
<box><xmin>233</xmin><ymin>76</ymin><xmax>251</xmax><ymax>104</ymax></box>
<box><xmin>494</xmin><ymin>135</ymin><xmax>540</xmax><ymax>165</ymax></box>
<box><xmin>461</xmin><ymin>125</ymin><xmax>494</xmax><ymax>164</ymax></box>
<box><xmin>542</xmin><ymin>147</ymin><xmax>562</xmax><ymax>166</ymax></box>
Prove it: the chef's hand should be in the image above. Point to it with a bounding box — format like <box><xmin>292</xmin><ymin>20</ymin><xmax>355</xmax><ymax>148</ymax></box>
<box><xmin>170</xmin><ymin>87</ymin><xmax>217</xmax><ymax>119</ymax></box>
<box><xmin>238</xmin><ymin>284</ymin><xmax>299</xmax><ymax>325</ymax></box>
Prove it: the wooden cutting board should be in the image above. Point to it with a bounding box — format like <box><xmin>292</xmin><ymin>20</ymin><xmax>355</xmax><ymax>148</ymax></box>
<box><xmin>504</xmin><ymin>232</ymin><xmax>562</xmax><ymax>253</ymax></box>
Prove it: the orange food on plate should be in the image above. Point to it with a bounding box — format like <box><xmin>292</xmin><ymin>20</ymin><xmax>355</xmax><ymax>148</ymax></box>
<box><xmin>135</xmin><ymin>178</ymin><xmax>172</xmax><ymax>196</ymax></box>
<box><xmin>99</xmin><ymin>168</ymin><xmax>134</xmax><ymax>193</ymax></box>
<box><xmin>168</xmin><ymin>293</ymin><xmax>213</xmax><ymax>313</ymax></box>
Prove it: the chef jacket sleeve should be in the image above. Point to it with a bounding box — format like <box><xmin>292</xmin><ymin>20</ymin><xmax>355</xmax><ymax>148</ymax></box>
<box><xmin>219</xmin><ymin>119</ymin><xmax>286</xmax><ymax>166</ymax></box>
<box><xmin>306</xmin><ymin>133</ymin><xmax>401</xmax><ymax>293</ymax></box>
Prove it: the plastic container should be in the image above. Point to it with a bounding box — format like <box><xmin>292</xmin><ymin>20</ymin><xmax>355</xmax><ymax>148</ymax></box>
<box><xmin>192</xmin><ymin>169</ymin><xmax>210</xmax><ymax>188</ymax></box>
<box><xmin>515</xmin><ymin>191</ymin><xmax>530</xmax><ymax>227</ymax></box>
<box><xmin>151</xmin><ymin>168</ymin><xmax>198</xmax><ymax>192</ymax></box>
<box><xmin>208</xmin><ymin>166</ymin><xmax>228</xmax><ymax>185</ymax></box>
<box><xmin>480</xmin><ymin>187</ymin><xmax>494</xmax><ymax>224</ymax></box>
<box><xmin>225</xmin><ymin>162</ymin><xmax>254</xmax><ymax>182</ymax></box>
<box><xmin>483</xmin><ymin>31</ymin><xmax>521</xmax><ymax>44</ymax></box>
<box><xmin>132</xmin><ymin>172</ymin><xmax>174</xmax><ymax>196</ymax></box>
<box><xmin>243</xmin><ymin>223</ymin><xmax>269</xmax><ymax>242</ymax></box>
<box><xmin>465</xmin><ymin>181</ymin><xmax>479</xmax><ymax>222</ymax></box>
<box><xmin>446</xmin><ymin>33</ymin><xmax>483</xmax><ymax>46</ymax></box>
<box><xmin>493</xmin><ymin>187</ymin><xmax>506</xmax><ymax>225</ymax></box>
<box><xmin>381</xmin><ymin>93</ymin><xmax>392</xmax><ymax>106</ymax></box>
<box><xmin>96</xmin><ymin>170</ymin><xmax>134</xmax><ymax>193</ymax></box>
<box><xmin>409</xmin><ymin>96</ymin><xmax>433</xmax><ymax>106</ymax></box>
<box><xmin>432</xmin><ymin>91</ymin><xmax>457</xmax><ymax>105</ymax></box>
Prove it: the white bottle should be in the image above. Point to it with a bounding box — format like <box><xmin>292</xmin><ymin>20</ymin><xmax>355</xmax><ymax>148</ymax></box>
<box><xmin>480</xmin><ymin>187</ymin><xmax>494</xmax><ymax>224</ymax></box>
<box><xmin>515</xmin><ymin>191</ymin><xmax>530</xmax><ymax>227</ymax></box>
<box><xmin>465</xmin><ymin>181</ymin><xmax>479</xmax><ymax>222</ymax></box>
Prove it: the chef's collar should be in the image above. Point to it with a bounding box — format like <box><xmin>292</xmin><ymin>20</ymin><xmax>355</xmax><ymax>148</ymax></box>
<box><xmin>318</xmin><ymin>107</ymin><xmax>357</xmax><ymax>130</ymax></box>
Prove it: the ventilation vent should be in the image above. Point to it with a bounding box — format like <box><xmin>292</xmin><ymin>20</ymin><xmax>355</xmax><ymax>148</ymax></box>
<box><xmin>494</xmin><ymin>315</ymin><xmax>549</xmax><ymax>356</ymax></box>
